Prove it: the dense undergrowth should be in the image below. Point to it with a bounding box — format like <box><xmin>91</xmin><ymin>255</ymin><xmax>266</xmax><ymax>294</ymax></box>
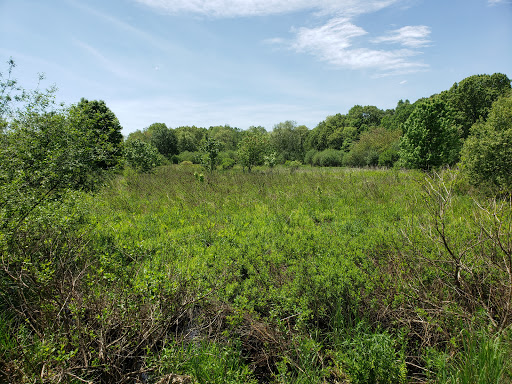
<box><xmin>1</xmin><ymin>165</ymin><xmax>512</xmax><ymax>383</ymax></box>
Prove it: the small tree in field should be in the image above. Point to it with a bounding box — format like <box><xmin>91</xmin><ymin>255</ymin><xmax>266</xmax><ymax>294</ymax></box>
<box><xmin>200</xmin><ymin>135</ymin><xmax>220</xmax><ymax>172</ymax></box>
<box><xmin>237</xmin><ymin>131</ymin><xmax>270</xmax><ymax>171</ymax></box>
<box><xmin>124</xmin><ymin>139</ymin><xmax>162</xmax><ymax>173</ymax></box>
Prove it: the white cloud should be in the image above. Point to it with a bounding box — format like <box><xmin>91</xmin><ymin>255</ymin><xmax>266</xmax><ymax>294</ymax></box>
<box><xmin>488</xmin><ymin>0</ymin><xmax>509</xmax><ymax>5</ymax></box>
<box><xmin>372</xmin><ymin>25</ymin><xmax>431</xmax><ymax>48</ymax></box>
<box><xmin>134</xmin><ymin>0</ymin><xmax>430</xmax><ymax>75</ymax></box>
<box><xmin>134</xmin><ymin>0</ymin><xmax>399</xmax><ymax>18</ymax></box>
<box><xmin>283</xmin><ymin>18</ymin><xmax>429</xmax><ymax>74</ymax></box>
<box><xmin>292</xmin><ymin>18</ymin><xmax>367</xmax><ymax>52</ymax></box>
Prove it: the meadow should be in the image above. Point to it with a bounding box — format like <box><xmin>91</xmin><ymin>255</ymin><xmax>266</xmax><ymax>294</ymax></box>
<box><xmin>80</xmin><ymin>165</ymin><xmax>510</xmax><ymax>382</ymax></box>
<box><xmin>2</xmin><ymin>163</ymin><xmax>512</xmax><ymax>383</ymax></box>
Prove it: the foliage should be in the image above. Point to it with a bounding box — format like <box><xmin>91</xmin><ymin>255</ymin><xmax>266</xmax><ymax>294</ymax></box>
<box><xmin>334</xmin><ymin>322</ymin><xmax>407</xmax><ymax>384</ymax></box>
<box><xmin>311</xmin><ymin>148</ymin><xmax>344</xmax><ymax>167</ymax></box>
<box><xmin>208</xmin><ymin>124</ymin><xmax>242</xmax><ymax>151</ymax></box>
<box><xmin>460</xmin><ymin>94</ymin><xmax>512</xmax><ymax>193</ymax></box>
<box><xmin>200</xmin><ymin>135</ymin><xmax>221</xmax><ymax>172</ymax></box>
<box><xmin>69</xmin><ymin>98</ymin><xmax>124</xmax><ymax>170</ymax></box>
<box><xmin>270</xmin><ymin>121</ymin><xmax>309</xmax><ymax>163</ymax></box>
<box><xmin>346</xmin><ymin>104</ymin><xmax>386</xmax><ymax>133</ymax></box>
<box><xmin>175</xmin><ymin>125</ymin><xmax>207</xmax><ymax>152</ymax></box>
<box><xmin>381</xmin><ymin>99</ymin><xmax>416</xmax><ymax>131</ymax></box>
<box><xmin>343</xmin><ymin>126</ymin><xmax>401</xmax><ymax>167</ymax></box>
<box><xmin>446</xmin><ymin>73</ymin><xmax>511</xmax><ymax>138</ymax></box>
<box><xmin>149</xmin><ymin>122</ymin><xmax>178</xmax><ymax>158</ymax></box>
<box><xmin>399</xmin><ymin>98</ymin><xmax>461</xmax><ymax>169</ymax></box>
<box><xmin>237</xmin><ymin>131</ymin><xmax>270</xmax><ymax>171</ymax></box>
<box><xmin>437</xmin><ymin>331</ymin><xmax>512</xmax><ymax>384</ymax></box>
<box><xmin>124</xmin><ymin>139</ymin><xmax>162</xmax><ymax>173</ymax></box>
<box><xmin>178</xmin><ymin>150</ymin><xmax>203</xmax><ymax>164</ymax></box>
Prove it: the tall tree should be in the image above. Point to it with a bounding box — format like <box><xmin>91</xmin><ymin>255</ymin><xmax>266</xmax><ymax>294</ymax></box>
<box><xmin>70</xmin><ymin>98</ymin><xmax>123</xmax><ymax>170</ymax></box>
<box><xmin>148</xmin><ymin>123</ymin><xmax>178</xmax><ymax>158</ymax></box>
<box><xmin>270</xmin><ymin>120</ymin><xmax>309</xmax><ymax>163</ymax></box>
<box><xmin>461</xmin><ymin>94</ymin><xmax>512</xmax><ymax>192</ymax></box>
<box><xmin>446</xmin><ymin>73</ymin><xmax>511</xmax><ymax>138</ymax></box>
<box><xmin>399</xmin><ymin>99</ymin><xmax>461</xmax><ymax>170</ymax></box>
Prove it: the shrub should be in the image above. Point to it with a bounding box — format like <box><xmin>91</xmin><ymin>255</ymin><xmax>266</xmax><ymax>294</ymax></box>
<box><xmin>124</xmin><ymin>139</ymin><xmax>162</xmax><ymax>173</ymax></box>
<box><xmin>304</xmin><ymin>149</ymin><xmax>318</xmax><ymax>165</ymax></box>
<box><xmin>178</xmin><ymin>150</ymin><xmax>203</xmax><ymax>164</ymax></box>
<box><xmin>312</xmin><ymin>149</ymin><xmax>344</xmax><ymax>167</ymax></box>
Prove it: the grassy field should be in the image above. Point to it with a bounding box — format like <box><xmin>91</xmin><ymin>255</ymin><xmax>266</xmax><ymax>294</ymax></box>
<box><xmin>3</xmin><ymin>164</ymin><xmax>512</xmax><ymax>383</ymax></box>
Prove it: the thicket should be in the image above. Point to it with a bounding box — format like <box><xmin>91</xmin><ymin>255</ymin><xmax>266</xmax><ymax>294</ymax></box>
<box><xmin>2</xmin><ymin>60</ymin><xmax>512</xmax><ymax>383</ymax></box>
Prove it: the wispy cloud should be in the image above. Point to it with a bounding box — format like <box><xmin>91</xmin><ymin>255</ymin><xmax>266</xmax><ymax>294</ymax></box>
<box><xmin>488</xmin><ymin>0</ymin><xmax>510</xmax><ymax>5</ymax></box>
<box><xmin>372</xmin><ymin>25</ymin><xmax>431</xmax><ymax>48</ymax></box>
<box><xmin>134</xmin><ymin>0</ymin><xmax>399</xmax><ymax>18</ymax></box>
<box><xmin>282</xmin><ymin>18</ymin><xmax>429</xmax><ymax>75</ymax></box>
<box><xmin>134</xmin><ymin>0</ymin><xmax>430</xmax><ymax>76</ymax></box>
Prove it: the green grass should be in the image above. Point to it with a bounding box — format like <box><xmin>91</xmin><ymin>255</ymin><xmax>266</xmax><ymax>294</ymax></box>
<box><xmin>5</xmin><ymin>164</ymin><xmax>512</xmax><ymax>383</ymax></box>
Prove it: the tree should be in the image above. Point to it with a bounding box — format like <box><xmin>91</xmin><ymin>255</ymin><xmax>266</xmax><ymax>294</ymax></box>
<box><xmin>208</xmin><ymin>125</ymin><xmax>242</xmax><ymax>151</ymax></box>
<box><xmin>0</xmin><ymin>62</ymin><xmax>120</xmax><ymax>231</ymax></box>
<box><xmin>306</xmin><ymin>114</ymin><xmax>347</xmax><ymax>151</ymax></box>
<box><xmin>460</xmin><ymin>94</ymin><xmax>512</xmax><ymax>192</ymax></box>
<box><xmin>237</xmin><ymin>131</ymin><xmax>270</xmax><ymax>171</ymax></box>
<box><xmin>148</xmin><ymin>123</ymin><xmax>178</xmax><ymax>159</ymax></box>
<box><xmin>347</xmin><ymin>105</ymin><xmax>385</xmax><ymax>133</ymax></box>
<box><xmin>399</xmin><ymin>99</ymin><xmax>461</xmax><ymax>170</ymax></box>
<box><xmin>344</xmin><ymin>127</ymin><xmax>402</xmax><ymax>167</ymax></box>
<box><xmin>124</xmin><ymin>139</ymin><xmax>162</xmax><ymax>173</ymax></box>
<box><xmin>270</xmin><ymin>120</ymin><xmax>309</xmax><ymax>163</ymax></box>
<box><xmin>70</xmin><ymin>98</ymin><xmax>124</xmax><ymax>170</ymax></box>
<box><xmin>381</xmin><ymin>99</ymin><xmax>416</xmax><ymax>131</ymax></box>
<box><xmin>446</xmin><ymin>73</ymin><xmax>511</xmax><ymax>138</ymax></box>
<box><xmin>200</xmin><ymin>135</ymin><xmax>220</xmax><ymax>172</ymax></box>
<box><xmin>175</xmin><ymin>125</ymin><xmax>207</xmax><ymax>153</ymax></box>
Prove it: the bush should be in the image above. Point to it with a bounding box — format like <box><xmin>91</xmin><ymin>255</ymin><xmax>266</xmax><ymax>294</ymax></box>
<box><xmin>304</xmin><ymin>149</ymin><xmax>318</xmax><ymax>165</ymax></box>
<box><xmin>178</xmin><ymin>150</ymin><xmax>203</xmax><ymax>164</ymax></box>
<box><xmin>312</xmin><ymin>149</ymin><xmax>344</xmax><ymax>167</ymax></box>
<box><xmin>124</xmin><ymin>139</ymin><xmax>162</xmax><ymax>173</ymax></box>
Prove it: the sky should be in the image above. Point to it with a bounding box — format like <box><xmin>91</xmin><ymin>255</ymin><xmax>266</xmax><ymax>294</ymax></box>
<box><xmin>1</xmin><ymin>0</ymin><xmax>511</xmax><ymax>136</ymax></box>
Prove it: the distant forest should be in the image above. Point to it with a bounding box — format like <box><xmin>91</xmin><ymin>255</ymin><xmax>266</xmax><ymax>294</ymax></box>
<box><xmin>125</xmin><ymin>72</ymin><xmax>511</xmax><ymax>190</ymax></box>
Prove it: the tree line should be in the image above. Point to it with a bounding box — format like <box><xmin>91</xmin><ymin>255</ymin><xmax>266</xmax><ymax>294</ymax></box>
<box><xmin>125</xmin><ymin>72</ymin><xmax>511</xmax><ymax>192</ymax></box>
<box><xmin>1</xmin><ymin>58</ymin><xmax>511</xmax><ymax>196</ymax></box>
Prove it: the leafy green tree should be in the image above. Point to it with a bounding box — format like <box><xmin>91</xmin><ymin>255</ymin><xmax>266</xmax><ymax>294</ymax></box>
<box><xmin>344</xmin><ymin>127</ymin><xmax>402</xmax><ymax>167</ymax></box>
<box><xmin>200</xmin><ymin>135</ymin><xmax>221</xmax><ymax>172</ymax></box>
<box><xmin>70</xmin><ymin>98</ymin><xmax>124</xmax><ymax>170</ymax></box>
<box><xmin>237</xmin><ymin>131</ymin><xmax>270</xmax><ymax>171</ymax></box>
<box><xmin>446</xmin><ymin>73</ymin><xmax>511</xmax><ymax>138</ymax></box>
<box><xmin>208</xmin><ymin>125</ymin><xmax>242</xmax><ymax>151</ymax></box>
<box><xmin>347</xmin><ymin>105</ymin><xmax>385</xmax><ymax>133</ymax></box>
<box><xmin>270</xmin><ymin>120</ymin><xmax>309</xmax><ymax>163</ymax></box>
<box><xmin>175</xmin><ymin>125</ymin><xmax>207</xmax><ymax>153</ymax></box>
<box><xmin>306</xmin><ymin>114</ymin><xmax>347</xmax><ymax>151</ymax></box>
<box><xmin>381</xmin><ymin>99</ymin><xmax>416</xmax><ymax>131</ymax></box>
<box><xmin>0</xmin><ymin>62</ymin><xmax>119</xmax><ymax>230</ymax></box>
<box><xmin>124</xmin><ymin>139</ymin><xmax>162</xmax><ymax>173</ymax></box>
<box><xmin>399</xmin><ymin>99</ymin><xmax>461</xmax><ymax>170</ymax></box>
<box><xmin>148</xmin><ymin>123</ymin><xmax>178</xmax><ymax>159</ymax></box>
<box><xmin>460</xmin><ymin>94</ymin><xmax>512</xmax><ymax>192</ymax></box>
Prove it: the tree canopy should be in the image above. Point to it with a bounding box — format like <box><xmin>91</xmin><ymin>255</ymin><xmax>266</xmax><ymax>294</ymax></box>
<box><xmin>399</xmin><ymin>98</ymin><xmax>461</xmax><ymax>170</ymax></box>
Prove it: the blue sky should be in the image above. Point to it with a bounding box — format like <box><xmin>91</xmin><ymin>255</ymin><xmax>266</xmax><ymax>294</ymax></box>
<box><xmin>1</xmin><ymin>0</ymin><xmax>511</xmax><ymax>136</ymax></box>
